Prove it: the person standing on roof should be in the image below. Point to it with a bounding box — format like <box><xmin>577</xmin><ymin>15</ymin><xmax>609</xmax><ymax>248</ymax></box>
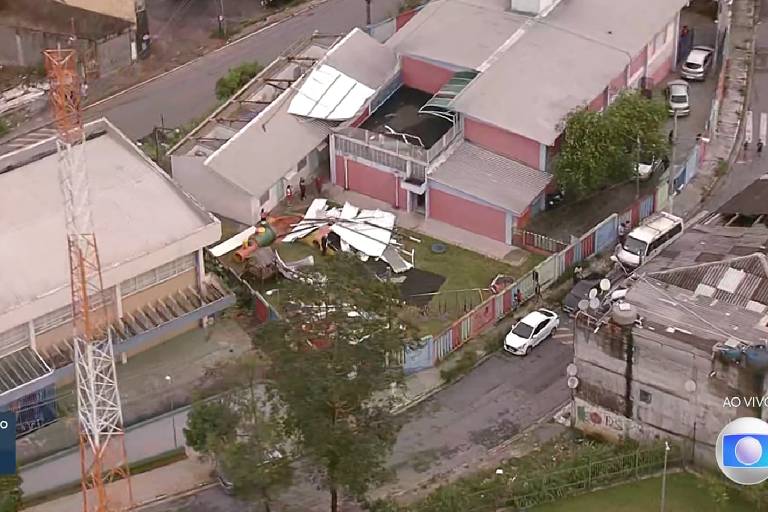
<box><xmin>260</xmin><ymin>208</ymin><xmax>268</xmax><ymax>223</ymax></box>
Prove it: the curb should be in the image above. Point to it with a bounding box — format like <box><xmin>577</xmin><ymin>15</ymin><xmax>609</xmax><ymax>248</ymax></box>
<box><xmin>132</xmin><ymin>481</ymin><xmax>217</xmax><ymax>510</ymax></box>
<box><xmin>391</xmin><ymin>348</ymin><xmax>497</xmax><ymax>416</ymax></box>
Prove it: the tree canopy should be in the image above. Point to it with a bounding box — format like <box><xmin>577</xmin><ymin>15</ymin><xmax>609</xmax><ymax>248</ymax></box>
<box><xmin>554</xmin><ymin>90</ymin><xmax>668</xmax><ymax>198</ymax></box>
<box><xmin>253</xmin><ymin>256</ymin><xmax>411</xmax><ymax>512</ymax></box>
<box><xmin>215</xmin><ymin>61</ymin><xmax>264</xmax><ymax>101</ymax></box>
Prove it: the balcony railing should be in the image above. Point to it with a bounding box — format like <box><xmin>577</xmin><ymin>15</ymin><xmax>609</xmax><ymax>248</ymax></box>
<box><xmin>333</xmin><ymin>117</ymin><xmax>463</xmax><ymax>178</ymax></box>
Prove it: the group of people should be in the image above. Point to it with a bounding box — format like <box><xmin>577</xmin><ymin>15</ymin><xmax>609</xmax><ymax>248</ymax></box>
<box><xmin>285</xmin><ymin>176</ymin><xmax>323</xmax><ymax>206</ymax></box>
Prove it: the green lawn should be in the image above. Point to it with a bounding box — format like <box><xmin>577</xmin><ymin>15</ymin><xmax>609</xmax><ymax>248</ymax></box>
<box><xmin>534</xmin><ymin>473</ymin><xmax>754</xmax><ymax>512</ymax></box>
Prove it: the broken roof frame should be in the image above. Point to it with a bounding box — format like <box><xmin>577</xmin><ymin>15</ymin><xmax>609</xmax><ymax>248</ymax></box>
<box><xmin>418</xmin><ymin>70</ymin><xmax>479</xmax><ymax>123</ymax></box>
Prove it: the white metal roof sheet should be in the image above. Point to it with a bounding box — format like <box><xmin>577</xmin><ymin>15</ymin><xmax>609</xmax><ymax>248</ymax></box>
<box><xmin>288</xmin><ymin>64</ymin><xmax>375</xmax><ymax>121</ymax></box>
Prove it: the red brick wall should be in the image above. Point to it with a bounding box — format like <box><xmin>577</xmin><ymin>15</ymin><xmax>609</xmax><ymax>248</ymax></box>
<box><xmin>429</xmin><ymin>186</ymin><xmax>507</xmax><ymax>242</ymax></box>
<box><xmin>464</xmin><ymin>117</ymin><xmax>542</xmax><ymax>170</ymax></box>
<box><xmin>401</xmin><ymin>56</ymin><xmax>454</xmax><ymax>94</ymax></box>
<box><xmin>347</xmin><ymin>159</ymin><xmax>397</xmax><ymax>205</ymax></box>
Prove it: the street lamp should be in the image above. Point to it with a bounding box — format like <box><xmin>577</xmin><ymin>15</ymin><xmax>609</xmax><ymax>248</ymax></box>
<box><xmin>660</xmin><ymin>441</ymin><xmax>671</xmax><ymax>512</ymax></box>
<box><xmin>165</xmin><ymin>375</ymin><xmax>178</xmax><ymax>449</ymax></box>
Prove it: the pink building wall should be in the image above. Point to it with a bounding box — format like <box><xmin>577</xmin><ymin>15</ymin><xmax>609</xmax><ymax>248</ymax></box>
<box><xmin>629</xmin><ymin>46</ymin><xmax>647</xmax><ymax>76</ymax></box>
<box><xmin>334</xmin><ymin>155</ymin><xmax>345</xmax><ymax>187</ymax></box>
<box><xmin>401</xmin><ymin>56</ymin><xmax>454</xmax><ymax>94</ymax></box>
<box><xmin>396</xmin><ymin>9</ymin><xmax>419</xmax><ymax>30</ymax></box>
<box><xmin>346</xmin><ymin>159</ymin><xmax>398</xmax><ymax>206</ymax></box>
<box><xmin>429</xmin><ymin>187</ymin><xmax>507</xmax><ymax>242</ymax></box>
<box><xmin>397</xmin><ymin>185</ymin><xmax>407</xmax><ymax>210</ymax></box>
<box><xmin>464</xmin><ymin>117</ymin><xmax>542</xmax><ymax>170</ymax></box>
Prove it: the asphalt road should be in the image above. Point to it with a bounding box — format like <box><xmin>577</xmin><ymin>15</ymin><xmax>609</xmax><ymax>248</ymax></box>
<box><xmin>84</xmin><ymin>0</ymin><xmax>401</xmax><ymax>140</ymax></box>
<box><xmin>702</xmin><ymin>0</ymin><xmax>768</xmax><ymax>212</ymax></box>
<box><xmin>140</xmin><ymin>319</ymin><xmax>573</xmax><ymax>512</ymax></box>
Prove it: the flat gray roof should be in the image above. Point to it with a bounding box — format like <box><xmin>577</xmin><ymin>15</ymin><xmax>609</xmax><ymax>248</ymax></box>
<box><xmin>326</xmin><ymin>28</ymin><xmax>398</xmax><ymax>88</ymax></box>
<box><xmin>429</xmin><ymin>141</ymin><xmax>551</xmax><ymax>214</ymax></box>
<box><xmin>386</xmin><ymin>0</ymin><xmax>525</xmax><ymax>70</ymax></box>
<box><xmin>0</xmin><ymin>119</ymin><xmax>220</xmax><ymax>332</ymax></box>
<box><xmin>452</xmin><ymin>0</ymin><xmax>688</xmax><ymax>145</ymax></box>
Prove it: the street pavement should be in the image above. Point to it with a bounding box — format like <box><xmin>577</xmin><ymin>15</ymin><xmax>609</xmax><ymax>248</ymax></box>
<box><xmin>3</xmin><ymin>0</ymin><xmax>401</xmax><ymax>148</ymax></box>
<box><xmin>134</xmin><ymin>322</ymin><xmax>573</xmax><ymax>512</ymax></box>
<box><xmin>700</xmin><ymin>0</ymin><xmax>768</xmax><ymax>213</ymax></box>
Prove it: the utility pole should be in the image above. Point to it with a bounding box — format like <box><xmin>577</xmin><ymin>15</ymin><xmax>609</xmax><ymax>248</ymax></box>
<box><xmin>635</xmin><ymin>135</ymin><xmax>641</xmax><ymax>199</ymax></box>
<box><xmin>660</xmin><ymin>441</ymin><xmax>671</xmax><ymax>512</ymax></box>
<box><xmin>365</xmin><ymin>0</ymin><xmax>372</xmax><ymax>26</ymax></box>
<box><xmin>667</xmin><ymin>111</ymin><xmax>678</xmax><ymax>214</ymax></box>
<box><xmin>218</xmin><ymin>0</ymin><xmax>226</xmax><ymax>38</ymax></box>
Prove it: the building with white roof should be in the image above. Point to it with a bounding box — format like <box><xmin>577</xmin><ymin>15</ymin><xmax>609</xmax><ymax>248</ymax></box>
<box><xmin>0</xmin><ymin>118</ymin><xmax>233</xmax><ymax>432</ymax></box>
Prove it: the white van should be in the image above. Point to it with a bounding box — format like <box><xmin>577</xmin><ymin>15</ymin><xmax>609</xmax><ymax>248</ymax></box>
<box><xmin>612</xmin><ymin>212</ymin><xmax>683</xmax><ymax>268</ymax></box>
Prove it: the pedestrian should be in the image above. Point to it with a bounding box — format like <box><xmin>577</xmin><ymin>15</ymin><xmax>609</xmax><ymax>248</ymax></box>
<box><xmin>320</xmin><ymin>234</ymin><xmax>329</xmax><ymax>256</ymax></box>
<box><xmin>315</xmin><ymin>175</ymin><xmax>323</xmax><ymax>196</ymax></box>
<box><xmin>573</xmin><ymin>265</ymin><xmax>583</xmax><ymax>285</ymax></box>
<box><xmin>515</xmin><ymin>289</ymin><xmax>523</xmax><ymax>308</ymax></box>
<box><xmin>695</xmin><ymin>133</ymin><xmax>702</xmax><ymax>143</ymax></box>
<box><xmin>759</xmin><ymin>140</ymin><xmax>764</xmax><ymax>155</ymax></box>
<box><xmin>299</xmin><ymin>177</ymin><xmax>307</xmax><ymax>201</ymax></box>
<box><xmin>618</xmin><ymin>221</ymin><xmax>628</xmax><ymax>245</ymax></box>
<box><xmin>81</xmin><ymin>81</ymin><xmax>88</xmax><ymax>100</ymax></box>
<box><xmin>260</xmin><ymin>208</ymin><xmax>268</xmax><ymax>223</ymax></box>
<box><xmin>668</xmin><ymin>129</ymin><xmax>674</xmax><ymax>144</ymax></box>
<box><xmin>285</xmin><ymin>184</ymin><xmax>293</xmax><ymax>205</ymax></box>
<box><xmin>681</xmin><ymin>25</ymin><xmax>689</xmax><ymax>38</ymax></box>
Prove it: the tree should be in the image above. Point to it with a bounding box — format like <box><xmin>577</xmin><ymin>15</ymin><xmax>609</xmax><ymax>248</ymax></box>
<box><xmin>184</xmin><ymin>400</ymin><xmax>239</xmax><ymax>455</ymax></box>
<box><xmin>554</xmin><ymin>90</ymin><xmax>668</xmax><ymax>198</ymax></box>
<box><xmin>253</xmin><ymin>256</ymin><xmax>411</xmax><ymax>512</ymax></box>
<box><xmin>215</xmin><ymin>61</ymin><xmax>264</xmax><ymax>101</ymax></box>
<box><xmin>0</xmin><ymin>472</ymin><xmax>22</xmax><ymax>512</ymax></box>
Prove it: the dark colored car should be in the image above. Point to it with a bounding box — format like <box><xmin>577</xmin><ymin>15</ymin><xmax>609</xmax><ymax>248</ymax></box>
<box><xmin>562</xmin><ymin>279</ymin><xmax>601</xmax><ymax>315</ymax></box>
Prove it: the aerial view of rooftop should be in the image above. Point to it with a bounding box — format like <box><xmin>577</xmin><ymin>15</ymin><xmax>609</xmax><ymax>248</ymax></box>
<box><xmin>2</xmin><ymin>0</ymin><xmax>768</xmax><ymax>511</ymax></box>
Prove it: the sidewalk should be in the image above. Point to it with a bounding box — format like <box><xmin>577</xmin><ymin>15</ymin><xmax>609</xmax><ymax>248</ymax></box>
<box><xmin>23</xmin><ymin>458</ymin><xmax>215</xmax><ymax>512</ymax></box>
<box><xmin>672</xmin><ymin>0</ymin><xmax>757</xmax><ymax>219</ymax></box>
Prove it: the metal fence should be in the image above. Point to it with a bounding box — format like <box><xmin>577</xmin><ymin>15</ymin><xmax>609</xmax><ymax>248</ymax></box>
<box><xmin>510</xmin><ymin>446</ymin><xmax>682</xmax><ymax>509</ymax></box>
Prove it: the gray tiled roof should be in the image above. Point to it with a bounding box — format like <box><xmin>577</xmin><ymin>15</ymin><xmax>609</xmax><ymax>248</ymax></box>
<box><xmin>429</xmin><ymin>141</ymin><xmax>552</xmax><ymax>214</ymax></box>
<box><xmin>648</xmin><ymin>254</ymin><xmax>768</xmax><ymax>309</ymax></box>
<box><xmin>719</xmin><ymin>174</ymin><xmax>768</xmax><ymax>216</ymax></box>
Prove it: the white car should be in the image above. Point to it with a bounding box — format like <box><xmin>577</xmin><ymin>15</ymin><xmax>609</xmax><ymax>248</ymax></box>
<box><xmin>636</xmin><ymin>157</ymin><xmax>664</xmax><ymax>182</ymax></box>
<box><xmin>504</xmin><ymin>308</ymin><xmax>560</xmax><ymax>356</ymax></box>
<box><xmin>681</xmin><ymin>46</ymin><xmax>714</xmax><ymax>81</ymax></box>
<box><xmin>666</xmin><ymin>79</ymin><xmax>690</xmax><ymax>116</ymax></box>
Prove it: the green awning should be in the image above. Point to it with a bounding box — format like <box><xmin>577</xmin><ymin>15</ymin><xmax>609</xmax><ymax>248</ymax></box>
<box><xmin>419</xmin><ymin>70</ymin><xmax>479</xmax><ymax>122</ymax></box>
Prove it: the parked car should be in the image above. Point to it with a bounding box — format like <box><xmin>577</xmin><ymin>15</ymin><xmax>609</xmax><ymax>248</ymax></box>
<box><xmin>503</xmin><ymin>309</ymin><xmax>559</xmax><ymax>356</ymax></box>
<box><xmin>545</xmin><ymin>189</ymin><xmax>565</xmax><ymax>210</ymax></box>
<box><xmin>562</xmin><ymin>274</ymin><xmax>603</xmax><ymax>315</ymax></box>
<box><xmin>636</xmin><ymin>156</ymin><xmax>664</xmax><ymax>181</ymax></box>
<box><xmin>681</xmin><ymin>46</ymin><xmax>714</xmax><ymax>81</ymax></box>
<box><xmin>666</xmin><ymin>79</ymin><xmax>690</xmax><ymax>116</ymax></box>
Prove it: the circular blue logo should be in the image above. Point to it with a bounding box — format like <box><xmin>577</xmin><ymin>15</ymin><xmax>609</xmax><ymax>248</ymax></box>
<box><xmin>716</xmin><ymin>417</ymin><xmax>768</xmax><ymax>485</ymax></box>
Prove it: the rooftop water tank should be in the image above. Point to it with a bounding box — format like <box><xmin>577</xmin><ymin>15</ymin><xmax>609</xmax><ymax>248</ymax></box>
<box><xmin>611</xmin><ymin>302</ymin><xmax>636</xmax><ymax>326</ymax></box>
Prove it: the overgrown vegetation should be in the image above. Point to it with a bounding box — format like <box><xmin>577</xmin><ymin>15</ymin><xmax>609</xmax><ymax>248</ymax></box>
<box><xmin>215</xmin><ymin>61</ymin><xmax>264</xmax><ymax>101</ymax></box>
<box><xmin>439</xmin><ymin>349</ymin><xmax>478</xmax><ymax>383</ymax></box>
<box><xmin>0</xmin><ymin>472</ymin><xmax>22</xmax><ymax>512</ymax></box>
<box><xmin>371</xmin><ymin>434</ymin><xmax>675</xmax><ymax>512</ymax></box>
<box><xmin>555</xmin><ymin>90</ymin><xmax>668</xmax><ymax>198</ymax></box>
<box><xmin>0</xmin><ymin>118</ymin><xmax>9</xmax><ymax>138</ymax></box>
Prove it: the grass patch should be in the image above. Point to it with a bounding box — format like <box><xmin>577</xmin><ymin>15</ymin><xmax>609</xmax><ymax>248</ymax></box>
<box><xmin>23</xmin><ymin>448</ymin><xmax>187</xmax><ymax>507</ymax></box>
<box><xmin>0</xmin><ymin>118</ymin><xmax>9</xmax><ymax>137</ymax></box>
<box><xmin>215</xmin><ymin>61</ymin><xmax>264</xmax><ymax>101</ymax></box>
<box><xmin>532</xmin><ymin>472</ymin><xmax>753</xmax><ymax>512</ymax></box>
<box><xmin>716</xmin><ymin>158</ymin><xmax>729</xmax><ymax>177</ymax></box>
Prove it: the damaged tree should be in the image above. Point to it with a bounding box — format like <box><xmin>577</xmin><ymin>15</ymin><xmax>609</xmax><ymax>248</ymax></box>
<box><xmin>253</xmin><ymin>256</ymin><xmax>410</xmax><ymax>512</ymax></box>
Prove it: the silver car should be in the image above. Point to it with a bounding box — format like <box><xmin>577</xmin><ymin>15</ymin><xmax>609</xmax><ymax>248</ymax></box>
<box><xmin>681</xmin><ymin>46</ymin><xmax>714</xmax><ymax>81</ymax></box>
<box><xmin>666</xmin><ymin>79</ymin><xmax>690</xmax><ymax>116</ymax></box>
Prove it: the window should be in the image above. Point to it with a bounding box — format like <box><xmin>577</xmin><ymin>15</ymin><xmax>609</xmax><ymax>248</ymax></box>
<box><xmin>33</xmin><ymin>305</ymin><xmax>73</xmax><ymax>335</ymax></box>
<box><xmin>0</xmin><ymin>324</ymin><xmax>30</xmax><ymax>356</ymax></box>
<box><xmin>121</xmin><ymin>254</ymin><xmax>196</xmax><ymax>297</ymax></box>
<box><xmin>639</xmin><ymin>389</ymin><xmax>652</xmax><ymax>404</ymax></box>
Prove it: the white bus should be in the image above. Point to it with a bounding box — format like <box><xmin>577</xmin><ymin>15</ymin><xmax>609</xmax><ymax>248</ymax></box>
<box><xmin>612</xmin><ymin>212</ymin><xmax>684</xmax><ymax>268</ymax></box>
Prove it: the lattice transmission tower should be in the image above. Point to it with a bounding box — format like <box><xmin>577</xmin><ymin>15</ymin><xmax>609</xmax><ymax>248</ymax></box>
<box><xmin>44</xmin><ymin>49</ymin><xmax>133</xmax><ymax>512</ymax></box>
